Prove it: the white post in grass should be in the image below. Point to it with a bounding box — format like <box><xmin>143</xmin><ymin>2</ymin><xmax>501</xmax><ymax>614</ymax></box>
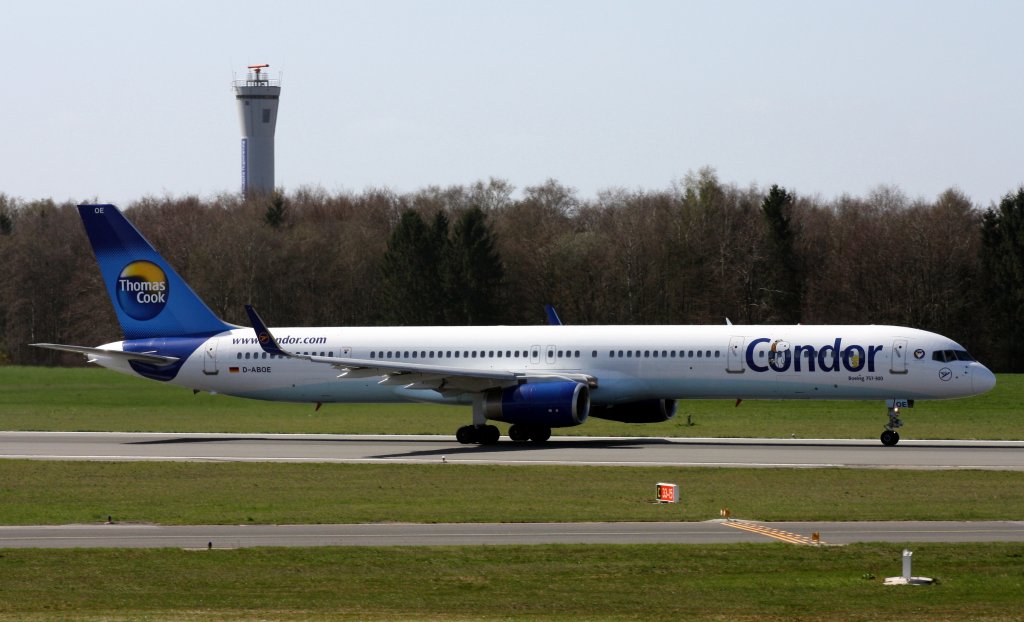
<box><xmin>885</xmin><ymin>548</ymin><xmax>933</xmax><ymax>585</ymax></box>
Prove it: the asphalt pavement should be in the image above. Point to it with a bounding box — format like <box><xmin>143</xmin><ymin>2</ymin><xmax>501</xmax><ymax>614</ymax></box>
<box><xmin>1</xmin><ymin>432</ymin><xmax>1022</xmax><ymax>469</ymax></box>
<box><xmin>2</xmin><ymin>520</ymin><xmax>1022</xmax><ymax>549</ymax></box>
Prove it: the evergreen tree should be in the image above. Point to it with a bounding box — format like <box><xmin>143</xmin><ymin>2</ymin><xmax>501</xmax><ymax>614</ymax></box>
<box><xmin>449</xmin><ymin>206</ymin><xmax>504</xmax><ymax>324</ymax></box>
<box><xmin>0</xmin><ymin>194</ymin><xmax>11</xmax><ymax>235</ymax></box>
<box><xmin>760</xmin><ymin>184</ymin><xmax>802</xmax><ymax>323</ymax></box>
<box><xmin>263</xmin><ymin>191</ymin><xmax>287</xmax><ymax>228</ymax></box>
<box><xmin>981</xmin><ymin>189</ymin><xmax>1024</xmax><ymax>371</ymax></box>
<box><xmin>379</xmin><ymin>210</ymin><xmax>449</xmax><ymax>325</ymax></box>
<box><xmin>429</xmin><ymin>210</ymin><xmax>452</xmax><ymax>301</ymax></box>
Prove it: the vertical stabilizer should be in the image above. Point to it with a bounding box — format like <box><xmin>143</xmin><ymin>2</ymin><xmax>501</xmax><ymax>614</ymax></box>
<box><xmin>77</xmin><ymin>204</ymin><xmax>235</xmax><ymax>339</ymax></box>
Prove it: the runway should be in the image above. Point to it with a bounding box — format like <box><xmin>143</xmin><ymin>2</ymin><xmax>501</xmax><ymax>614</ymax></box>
<box><xmin>0</xmin><ymin>432</ymin><xmax>1022</xmax><ymax>470</ymax></box>
<box><xmin>2</xmin><ymin>520</ymin><xmax>1022</xmax><ymax>549</ymax></box>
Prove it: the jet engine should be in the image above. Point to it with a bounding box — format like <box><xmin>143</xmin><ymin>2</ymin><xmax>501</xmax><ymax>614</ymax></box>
<box><xmin>483</xmin><ymin>381</ymin><xmax>590</xmax><ymax>428</ymax></box>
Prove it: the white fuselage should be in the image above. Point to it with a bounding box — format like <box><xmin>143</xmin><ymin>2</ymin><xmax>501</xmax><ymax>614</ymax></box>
<box><xmin>95</xmin><ymin>324</ymin><xmax>995</xmax><ymax>406</ymax></box>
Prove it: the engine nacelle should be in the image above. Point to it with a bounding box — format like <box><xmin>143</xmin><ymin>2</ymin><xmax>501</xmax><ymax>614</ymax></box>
<box><xmin>483</xmin><ymin>382</ymin><xmax>590</xmax><ymax>428</ymax></box>
<box><xmin>590</xmin><ymin>399</ymin><xmax>677</xmax><ymax>423</ymax></box>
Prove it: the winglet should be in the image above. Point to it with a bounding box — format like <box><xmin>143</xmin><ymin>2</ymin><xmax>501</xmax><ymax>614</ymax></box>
<box><xmin>544</xmin><ymin>304</ymin><xmax>563</xmax><ymax>326</ymax></box>
<box><xmin>244</xmin><ymin>305</ymin><xmax>289</xmax><ymax>357</ymax></box>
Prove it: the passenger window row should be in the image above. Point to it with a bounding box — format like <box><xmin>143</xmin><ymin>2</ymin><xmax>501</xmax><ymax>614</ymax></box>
<box><xmin>365</xmin><ymin>349</ymin><xmax>722</xmax><ymax>360</ymax></box>
<box><xmin>238</xmin><ymin>351</ymin><xmax>331</xmax><ymax>360</ymax></box>
<box><xmin>368</xmin><ymin>349</ymin><xmax>563</xmax><ymax>360</ymax></box>
<box><xmin>609</xmin><ymin>349</ymin><xmax>720</xmax><ymax>359</ymax></box>
<box><xmin>236</xmin><ymin>348</ymin><xmax>724</xmax><ymax>361</ymax></box>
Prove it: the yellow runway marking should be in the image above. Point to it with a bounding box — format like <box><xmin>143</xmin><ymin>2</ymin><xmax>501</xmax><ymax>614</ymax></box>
<box><xmin>721</xmin><ymin>521</ymin><xmax>825</xmax><ymax>545</ymax></box>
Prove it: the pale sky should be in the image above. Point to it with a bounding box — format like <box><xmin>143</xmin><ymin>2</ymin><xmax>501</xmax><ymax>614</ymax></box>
<box><xmin>3</xmin><ymin>1</ymin><xmax>1021</xmax><ymax>207</ymax></box>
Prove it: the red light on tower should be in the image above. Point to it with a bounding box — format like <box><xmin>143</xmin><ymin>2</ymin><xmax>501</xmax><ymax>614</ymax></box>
<box><xmin>248</xmin><ymin>63</ymin><xmax>270</xmax><ymax>78</ymax></box>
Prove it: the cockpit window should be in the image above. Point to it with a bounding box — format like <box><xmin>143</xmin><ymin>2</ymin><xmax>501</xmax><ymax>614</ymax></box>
<box><xmin>933</xmin><ymin>349</ymin><xmax>976</xmax><ymax>363</ymax></box>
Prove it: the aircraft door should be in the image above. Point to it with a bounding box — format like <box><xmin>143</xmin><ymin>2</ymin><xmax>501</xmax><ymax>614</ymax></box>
<box><xmin>890</xmin><ymin>338</ymin><xmax>908</xmax><ymax>374</ymax></box>
<box><xmin>545</xmin><ymin>345</ymin><xmax>556</xmax><ymax>365</ymax></box>
<box><xmin>203</xmin><ymin>338</ymin><xmax>218</xmax><ymax>375</ymax></box>
<box><xmin>530</xmin><ymin>346</ymin><xmax>541</xmax><ymax>365</ymax></box>
<box><xmin>727</xmin><ymin>336</ymin><xmax>745</xmax><ymax>373</ymax></box>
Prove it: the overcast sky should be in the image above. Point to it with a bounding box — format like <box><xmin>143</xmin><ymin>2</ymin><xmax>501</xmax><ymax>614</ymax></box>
<box><xmin>3</xmin><ymin>1</ymin><xmax>1021</xmax><ymax>207</ymax></box>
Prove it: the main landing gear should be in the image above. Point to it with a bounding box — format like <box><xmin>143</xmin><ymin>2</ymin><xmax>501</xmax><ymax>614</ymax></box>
<box><xmin>456</xmin><ymin>424</ymin><xmax>500</xmax><ymax>445</ymax></box>
<box><xmin>456</xmin><ymin>395</ymin><xmax>553</xmax><ymax>445</ymax></box>
<box><xmin>454</xmin><ymin>423</ymin><xmax>553</xmax><ymax>445</ymax></box>
<box><xmin>508</xmin><ymin>424</ymin><xmax>551</xmax><ymax>443</ymax></box>
<box><xmin>456</xmin><ymin>396</ymin><xmax>502</xmax><ymax>445</ymax></box>
<box><xmin>881</xmin><ymin>405</ymin><xmax>904</xmax><ymax>446</ymax></box>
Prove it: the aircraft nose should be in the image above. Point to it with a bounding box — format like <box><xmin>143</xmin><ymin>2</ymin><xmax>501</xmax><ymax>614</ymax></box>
<box><xmin>972</xmin><ymin>364</ymin><xmax>996</xmax><ymax>394</ymax></box>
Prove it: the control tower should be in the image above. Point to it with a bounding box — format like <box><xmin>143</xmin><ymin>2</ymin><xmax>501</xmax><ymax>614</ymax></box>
<box><xmin>233</xmin><ymin>64</ymin><xmax>281</xmax><ymax>195</ymax></box>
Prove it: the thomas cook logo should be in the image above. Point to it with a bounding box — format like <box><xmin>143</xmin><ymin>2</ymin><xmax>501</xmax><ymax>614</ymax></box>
<box><xmin>116</xmin><ymin>261</ymin><xmax>169</xmax><ymax>320</ymax></box>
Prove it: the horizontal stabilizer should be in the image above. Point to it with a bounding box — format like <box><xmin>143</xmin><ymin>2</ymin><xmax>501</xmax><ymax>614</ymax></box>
<box><xmin>31</xmin><ymin>343</ymin><xmax>180</xmax><ymax>366</ymax></box>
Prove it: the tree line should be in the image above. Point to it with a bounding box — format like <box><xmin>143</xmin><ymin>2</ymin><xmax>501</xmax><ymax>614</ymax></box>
<box><xmin>2</xmin><ymin>168</ymin><xmax>1022</xmax><ymax>371</ymax></box>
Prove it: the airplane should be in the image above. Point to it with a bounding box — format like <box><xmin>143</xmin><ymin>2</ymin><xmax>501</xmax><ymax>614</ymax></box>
<box><xmin>33</xmin><ymin>204</ymin><xmax>996</xmax><ymax>447</ymax></box>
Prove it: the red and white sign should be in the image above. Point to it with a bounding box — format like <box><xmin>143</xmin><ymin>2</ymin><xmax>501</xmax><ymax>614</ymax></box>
<box><xmin>656</xmin><ymin>482</ymin><xmax>679</xmax><ymax>504</ymax></box>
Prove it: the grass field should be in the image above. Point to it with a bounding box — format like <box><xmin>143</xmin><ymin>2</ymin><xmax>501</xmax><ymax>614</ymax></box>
<box><xmin>1</xmin><ymin>366</ymin><xmax>1022</xmax><ymax>439</ymax></box>
<box><xmin>3</xmin><ymin>461</ymin><xmax>1023</xmax><ymax>525</ymax></box>
<box><xmin>1</xmin><ymin>543</ymin><xmax>1022</xmax><ymax>621</ymax></box>
<box><xmin>3</xmin><ymin>366</ymin><xmax>1021</xmax><ymax>621</ymax></box>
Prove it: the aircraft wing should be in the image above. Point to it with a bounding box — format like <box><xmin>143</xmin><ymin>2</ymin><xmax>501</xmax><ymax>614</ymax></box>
<box><xmin>244</xmin><ymin>306</ymin><xmax>596</xmax><ymax>394</ymax></box>
<box><xmin>31</xmin><ymin>343</ymin><xmax>180</xmax><ymax>366</ymax></box>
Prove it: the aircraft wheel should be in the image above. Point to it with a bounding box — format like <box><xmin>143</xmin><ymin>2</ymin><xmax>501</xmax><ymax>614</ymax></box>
<box><xmin>530</xmin><ymin>427</ymin><xmax>552</xmax><ymax>443</ymax></box>
<box><xmin>480</xmin><ymin>424</ymin><xmax>501</xmax><ymax>444</ymax></box>
<box><xmin>880</xmin><ymin>430</ymin><xmax>899</xmax><ymax>447</ymax></box>
<box><xmin>456</xmin><ymin>425</ymin><xmax>477</xmax><ymax>444</ymax></box>
<box><xmin>508</xmin><ymin>424</ymin><xmax>531</xmax><ymax>442</ymax></box>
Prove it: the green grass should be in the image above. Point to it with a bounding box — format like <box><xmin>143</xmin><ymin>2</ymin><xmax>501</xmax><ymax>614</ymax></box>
<box><xmin>2</xmin><ymin>368</ymin><xmax>1021</xmax><ymax>620</ymax></box>
<box><xmin>1</xmin><ymin>366</ymin><xmax>1022</xmax><ymax>439</ymax></box>
<box><xmin>3</xmin><ymin>461</ymin><xmax>1023</xmax><ymax>525</ymax></box>
<box><xmin>4</xmin><ymin>368</ymin><xmax>1021</xmax><ymax>621</ymax></box>
<box><xmin>1</xmin><ymin>543</ymin><xmax>1023</xmax><ymax>621</ymax></box>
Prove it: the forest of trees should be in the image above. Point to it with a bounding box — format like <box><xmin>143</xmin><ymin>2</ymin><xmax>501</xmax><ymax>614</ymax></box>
<box><xmin>2</xmin><ymin>168</ymin><xmax>1022</xmax><ymax>371</ymax></box>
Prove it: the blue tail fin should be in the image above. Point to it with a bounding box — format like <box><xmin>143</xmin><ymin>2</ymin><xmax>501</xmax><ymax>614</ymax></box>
<box><xmin>78</xmin><ymin>204</ymin><xmax>235</xmax><ymax>339</ymax></box>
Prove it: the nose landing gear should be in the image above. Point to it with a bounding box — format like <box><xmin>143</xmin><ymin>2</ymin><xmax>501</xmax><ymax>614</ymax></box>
<box><xmin>881</xmin><ymin>404</ymin><xmax>904</xmax><ymax>446</ymax></box>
